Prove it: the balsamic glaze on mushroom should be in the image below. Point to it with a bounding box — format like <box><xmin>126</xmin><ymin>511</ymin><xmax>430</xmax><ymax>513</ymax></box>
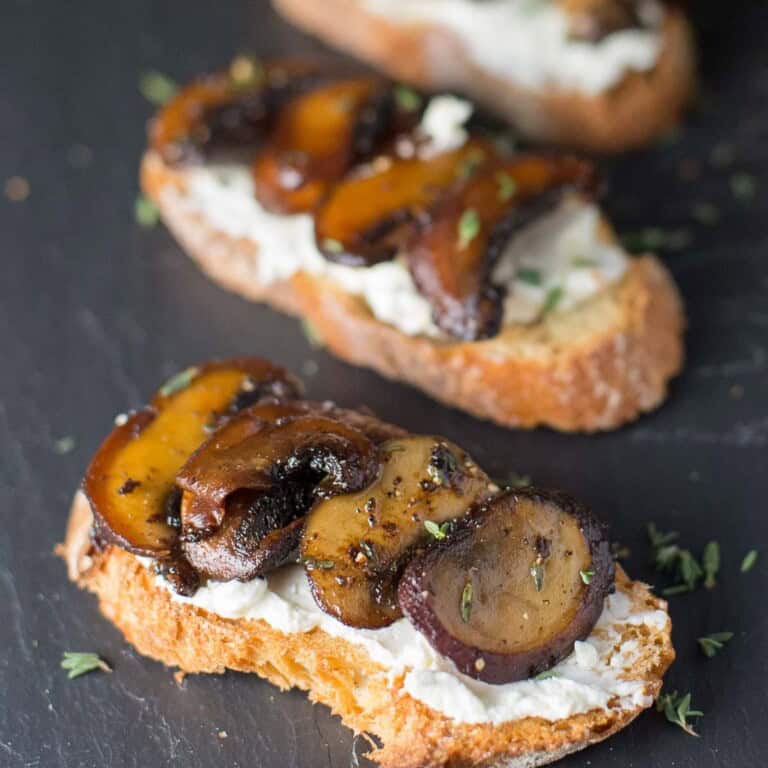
<box><xmin>252</xmin><ymin>78</ymin><xmax>423</xmax><ymax>213</ymax></box>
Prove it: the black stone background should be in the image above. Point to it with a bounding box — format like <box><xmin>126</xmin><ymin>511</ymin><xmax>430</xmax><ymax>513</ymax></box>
<box><xmin>1</xmin><ymin>1</ymin><xmax>766</xmax><ymax>766</ymax></box>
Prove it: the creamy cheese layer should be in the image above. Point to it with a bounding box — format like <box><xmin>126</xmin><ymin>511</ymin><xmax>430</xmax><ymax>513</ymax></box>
<box><xmin>361</xmin><ymin>0</ymin><xmax>664</xmax><ymax>95</ymax></box>
<box><xmin>168</xmin><ymin>96</ymin><xmax>627</xmax><ymax>337</ymax></box>
<box><xmin>149</xmin><ymin>560</ymin><xmax>667</xmax><ymax>725</ymax></box>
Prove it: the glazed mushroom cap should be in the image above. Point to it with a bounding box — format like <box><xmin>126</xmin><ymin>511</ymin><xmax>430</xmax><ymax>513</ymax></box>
<box><xmin>301</xmin><ymin>436</ymin><xmax>492</xmax><ymax>628</ymax></box>
<box><xmin>83</xmin><ymin>358</ymin><xmax>301</xmax><ymax>556</ymax></box>
<box><xmin>252</xmin><ymin>77</ymin><xmax>421</xmax><ymax>214</ymax></box>
<box><xmin>177</xmin><ymin>401</ymin><xmax>402</xmax><ymax>582</ymax></box>
<box><xmin>398</xmin><ymin>487</ymin><xmax>614</xmax><ymax>684</ymax></box>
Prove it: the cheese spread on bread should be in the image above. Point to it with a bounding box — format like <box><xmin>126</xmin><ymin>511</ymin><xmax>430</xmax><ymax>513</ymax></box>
<box><xmin>147</xmin><ymin>559</ymin><xmax>667</xmax><ymax>725</ymax></box>
<box><xmin>361</xmin><ymin>0</ymin><xmax>664</xmax><ymax>95</ymax></box>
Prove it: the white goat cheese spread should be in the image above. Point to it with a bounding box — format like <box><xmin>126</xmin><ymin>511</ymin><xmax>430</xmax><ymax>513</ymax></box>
<box><xmin>361</xmin><ymin>0</ymin><xmax>664</xmax><ymax>95</ymax></box>
<box><xmin>144</xmin><ymin>558</ymin><xmax>666</xmax><ymax>725</ymax></box>
<box><xmin>168</xmin><ymin>96</ymin><xmax>627</xmax><ymax>338</ymax></box>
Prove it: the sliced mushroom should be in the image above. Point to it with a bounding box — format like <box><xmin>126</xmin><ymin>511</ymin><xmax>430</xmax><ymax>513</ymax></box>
<box><xmin>83</xmin><ymin>358</ymin><xmax>300</xmax><ymax>555</ymax></box>
<box><xmin>252</xmin><ymin>78</ymin><xmax>421</xmax><ymax>213</ymax></box>
<box><xmin>398</xmin><ymin>488</ymin><xmax>614</xmax><ymax>684</ymax></box>
<box><xmin>301</xmin><ymin>437</ymin><xmax>491</xmax><ymax>628</ymax></box>
<box><xmin>313</xmin><ymin>140</ymin><xmax>492</xmax><ymax>266</ymax></box>
<box><xmin>177</xmin><ymin>402</ymin><xmax>396</xmax><ymax>581</ymax></box>
<box><xmin>149</xmin><ymin>60</ymin><xmax>326</xmax><ymax>164</ymax></box>
<box><xmin>406</xmin><ymin>155</ymin><xmax>596</xmax><ymax>340</ymax></box>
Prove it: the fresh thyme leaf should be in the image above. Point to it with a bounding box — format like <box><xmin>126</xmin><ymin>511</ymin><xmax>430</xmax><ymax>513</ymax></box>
<box><xmin>678</xmin><ymin>549</ymin><xmax>703</xmax><ymax>591</ymax></box>
<box><xmin>657</xmin><ymin>690</ymin><xmax>703</xmax><ymax>736</ymax></box>
<box><xmin>516</xmin><ymin>267</ymin><xmax>542</xmax><ymax>286</ymax></box>
<box><xmin>579</xmin><ymin>569</ymin><xmax>594</xmax><ymax>585</ymax></box>
<box><xmin>229</xmin><ymin>54</ymin><xmax>264</xmax><ymax>89</ymax></box>
<box><xmin>393</xmin><ymin>84</ymin><xmax>422</xmax><ymax>112</ymax></box>
<box><xmin>662</xmin><ymin>583</ymin><xmax>691</xmax><ymax>596</ymax></box>
<box><xmin>539</xmin><ymin>286</ymin><xmax>563</xmax><ymax>318</ymax></box>
<box><xmin>571</xmin><ymin>256</ymin><xmax>598</xmax><ymax>268</ymax></box>
<box><xmin>534</xmin><ymin>670</ymin><xmax>558</xmax><ymax>680</ymax></box>
<box><xmin>322</xmin><ymin>238</ymin><xmax>344</xmax><ymax>254</ymax></box>
<box><xmin>359</xmin><ymin>540</ymin><xmax>376</xmax><ymax>561</ymax></box>
<box><xmin>741</xmin><ymin>549</ymin><xmax>758</xmax><ymax>572</ymax></box>
<box><xmin>530</xmin><ymin>560</ymin><xmax>545</xmax><ymax>592</ymax></box>
<box><xmin>506</xmin><ymin>472</ymin><xmax>531</xmax><ymax>488</ymax></box>
<box><xmin>702</xmin><ymin>541</ymin><xmax>720</xmax><ymax>589</ymax></box>
<box><xmin>457</xmin><ymin>209</ymin><xmax>480</xmax><ymax>250</ymax></box>
<box><xmin>691</xmin><ymin>202</ymin><xmax>720</xmax><ymax>226</ymax></box>
<box><xmin>134</xmin><ymin>194</ymin><xmax>160</xmax><ymax>228</ymax></box>
<box><xmin>496</xmin><ymin>171</ymin><xmax>516</xmax><ymax>202</ymax></box>
<box><xmin>61</xmin><ymin>651</ymin><xmax>111</xmax><ymax>680</ymax></box>
<box><xmin>159</xmin><ymin>366</ymin><xmax>200</xmax><ymax>398</ymax></box>
<box><xmin>731</xmin><ymin>172</ymin><xmax>757</xmax><ymax>202</ymax></box>
<box><xmin>647</xmin><ymin>523</ymin><xmax>679</xmax><ymax>549</ymax></box>
<box><xmin>697</xmin><ymin>631</ymin><xmax>733</xmax><ymax>658</ymax></box>
<box><xmin>302</xmin><ymin>558</ymin><xmax>335</xmax><ymax>571</ymax></box>
<box><xmin>53</xmin><ymin>435</ymin><xmax>76</xmax><ymax>455</ymax></box>
<box><xmin>460</xmin><ymin>580</ymin><xmax>473</xmax><ymax>622</ymax></box>
<box><xmin>611</xmin><ymin>542</ymin><xmax>631</xmax><ymax>561</ymax></box>
<box><xmin>301</xmin><ymin>318</ymin><xmax>324</xmax><ymax>348</ymax></box>
<box><xmin>139</xmin><ymin>70</ymin><xmax>178</xmax><ymax>106</ymax></box>
<box><xmin>424</xmin><ymin>520</ymin><xmax>450</xmax><ymax>540</ymax></box>
<box><xmin>622</xmin><ymin>227</ymin><xmax>692</xmax><ymax>254</ymax></box>
<box><xmin>655</xmin><ymin>543</ymin><xmax>681</xmax><ymax>572</ymax></box>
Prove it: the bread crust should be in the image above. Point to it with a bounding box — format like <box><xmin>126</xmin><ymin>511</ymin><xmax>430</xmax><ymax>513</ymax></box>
<box><xmin>271</xmin><ymin>0</ymin><xmax>696</xmax><ymax>152</ymax></box>
<box><xmin>61</xmin><ymin>492</ymin><xmax>675</xmax><ymax>768</ymax></box>
<box><xmin>141</xmin><ymin>150</ymin><xmax>684</xmax><ymax>432</ymax></box>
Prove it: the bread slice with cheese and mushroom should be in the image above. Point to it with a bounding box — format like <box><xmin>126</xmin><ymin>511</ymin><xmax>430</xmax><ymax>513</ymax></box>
<box><xmin>140</xmin><ymin>59</ymin><xmax>685</xmax><ymax>432</ymax></box>
<box><xmin>60</xmin><ymin>357</ymin><xmax>675</xmax><ymax>768</ymax></box>
<box><xmin>270</xmin><ymin>0</ymin><xmax>696</xmax><ymax>152</ymax></box>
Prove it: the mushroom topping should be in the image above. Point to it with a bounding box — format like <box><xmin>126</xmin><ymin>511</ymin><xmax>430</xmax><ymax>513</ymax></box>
<box><xmin>313</xmin><ymin>140</ymin><xmax>492</xmax><ymax>266</ymax></box>
<box><xmin>301</xmin><ymin>437</ymin><xmax>491</xmax><ymax>628</ymax></box>
<box><xmin>176</xmin><ymin>402</ymin><xmax>397</xmax><ymax>581</ymax></box>
<box><xmin>83</xmin><ymin>358</ymin><xmax>300</xmax><ymax>555</ymax></box>
<box><xmin>149</xmin><ymin>60</ymin><xmax>326</xmax><ymax>164</ymax></box>
<box><xmin>252</xmin><ymin>78</ymin><xmax>422</xmax><ymax>214</ymax></box>
<box><xmin>406</xmin><ymin>155</ymin><xmax>596</xmax><ymax>340</ymax></box>
<box><xmin>398</xmin><ymin>488</ymin><xmax>614</xmax><ymax>684</ymax></box>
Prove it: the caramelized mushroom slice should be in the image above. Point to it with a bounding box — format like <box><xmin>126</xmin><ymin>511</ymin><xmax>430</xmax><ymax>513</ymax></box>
<box><xmin>149</xmin><ymin>59</ymin><xmax>325</xmax><ymax>164</ymax></box>
<box><xmin>406</xmin><ymin>155</ymin><xmax>596</xmax><ymax>339</ymax></box>
<box><xmin>252</xmin><ymin>78</ymin><xmax>421</xmax><ymax>214</ymax></box>
<box><xmin>177</xmin><ymin>403</ymin><xmax>393</xmax><ymax>581</ymax></box>
<box><xmin>314</xmin><ymin>140</ymin><xmax>492</xmax><ymax>266</ymax></box>
<box><xmin>301</xmin><ymin>437</ymin><xmax>491</xmax><ymax>628</ymax></box>
<box><xmin>398</xmin><ymin>488</ymin><xmax>614</xmax><ymax>684</ymax></box>
<box><xmin>83</xmin><ymin>358</ymin><xmax>300</xmax><ymax>555</ymax></box>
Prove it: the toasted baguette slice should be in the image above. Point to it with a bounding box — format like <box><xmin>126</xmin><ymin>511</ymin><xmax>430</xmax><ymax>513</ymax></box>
<box><xmin>61</xmin><ymin>491</ymin><xmax>674</xmax><ymax>768</ymax></box>
<box><xmin>271</xmin><ymin>0</ymin><xmax>695</xmax><ymax>152</ymax></box>
<box><xmin>141</xmin><ymin>150</ymin><xmax>685</xmax><ymax>433</ymax></box>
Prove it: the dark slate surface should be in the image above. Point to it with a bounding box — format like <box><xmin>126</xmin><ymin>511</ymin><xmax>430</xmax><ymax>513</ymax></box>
<box><xmin>1</xmin><ymin>1</ymin><xmax>766</xmax><ymax>766</ymax></box>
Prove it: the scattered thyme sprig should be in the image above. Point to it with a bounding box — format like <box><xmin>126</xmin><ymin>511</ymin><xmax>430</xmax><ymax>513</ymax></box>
<box><xmin>61</xmin><ymin>652</ymin><xmax>111</xmax><ymax>680</ymax></box>
<box><xmin>656</xmin><ymin>691</ymin><xmax>703</xmax><ymax>736</ymax></box>
<box><xmin>647</xmin><ymin>524</ymin><xmax>719</xmax><ymax>595</ymax></box>
<box><xmin>697</xmin><ymin>632</ymin><xmax>733</xmax><ymax>658</ymax></box>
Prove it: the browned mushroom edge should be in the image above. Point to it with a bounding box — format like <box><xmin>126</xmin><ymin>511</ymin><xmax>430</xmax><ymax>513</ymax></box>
<box><xmin>152</xmin><ymin>59</ymin><xmax>606</xmax><ymax>341</ymax></box>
